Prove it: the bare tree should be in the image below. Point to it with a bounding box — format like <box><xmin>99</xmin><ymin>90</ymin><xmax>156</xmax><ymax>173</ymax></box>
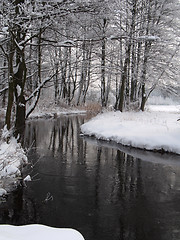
<box><xmin>0</xmin><ymin>0</ymin><xmax>97</xmax><ymax>137</ymax></box>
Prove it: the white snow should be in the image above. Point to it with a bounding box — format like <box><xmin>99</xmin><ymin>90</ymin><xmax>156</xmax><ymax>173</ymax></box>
<box><xmin>0</xmin><ymin>224</ymin><xmax>85</xmax><ymax>240</ymax></box>
<box><xmin>0</xmin><ymin>188</ymin><xmax>7</xmax><ymax>197</ymax></box>
<box><xmin>18</xmin><ymin>103</ymin><xmax>25</xmax><ymax>107</ymax></box>
<box><xmin>2</xmin><ymin>27</ymin><xmax>8</xmax><ymax>33</ymax></box>
<box><xmin>58</xmin><ymin>40</ymin><xmax>75</xmax><ymax>47</ymax></box>
<box><xmin>23</xmin><ymin>175</ymin><xmax>31</xmax><ymax>182</ymax></box>
<box><xmin>1</xmin><ymin>165</ymin><xmax>21</xmax><ymax>178</ymax></box>
<box><xmin>81</xmin><ymin>105</ymin><xmax>180</xmax><ymax>155</ymax></box>
<box><xmin>16</xmin><ymin>85</ymin><xmax>21</xmax><ymax>97</ymax></box>
<box><xmin>0</xmin><ymin>127</ymin><xmax>28</xmax><ymax>195</ymax></box>
<box><xmin>147</xmin><ymin>104</ymin><xmax>180</xmax><ymax>113</ymax></box>
<box><xmin>13</xmin><ymin>63</ymin><xmax>20</xmax><ymax>75</ymax></box>
<box><xmin>137</xmin><ymin>35</ymin><xmax>160</xmax><ymax>41</ymax></box>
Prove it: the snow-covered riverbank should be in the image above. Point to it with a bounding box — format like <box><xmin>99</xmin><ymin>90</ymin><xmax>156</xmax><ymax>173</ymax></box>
<box><xmin>0</xmin><ymin>127</ymin><xmax>28</xmax><ymax>197</ymax></box>
<box><xmin>0</xmin><ymin>224</ymin><xmax>85</xmax><ymax>240</ymax></box>
<box><xmin>81</xmin><ymin>105</ymin><xmax>180</xmax><ymax>155</ymax></box>
<box><xmin>0</xmin><ymin>107</ymin><xmax>87</xmax><ymax>198</ymax></box>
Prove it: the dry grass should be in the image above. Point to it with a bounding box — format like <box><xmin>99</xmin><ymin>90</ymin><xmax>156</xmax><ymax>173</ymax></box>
<box><xmin>81</xmin><ymin>102</ymin><xmax>102</xmax><ymax>114</ymax></box>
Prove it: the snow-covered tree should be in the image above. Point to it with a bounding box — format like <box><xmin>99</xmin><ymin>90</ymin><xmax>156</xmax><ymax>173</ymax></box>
<box><xmin>0</xmin><ymin>0</ymin><xmax>179</xmax><ymax>130</ymax></box>
<box><xmin>0</xmin><ymin>0</ymin><xmax>96</xmax><ymax>137</ymax></box>
<box><xmin>106</xmin><ymin>0</ymin><xmax>180</xmax><ymax>111</ymax></box>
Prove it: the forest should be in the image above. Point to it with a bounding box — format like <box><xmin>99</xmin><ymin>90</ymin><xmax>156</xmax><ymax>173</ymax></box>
<box><xmin>0</xmin><ymin>2</ymin><xmax>180</xmax><ymax>239</ymax></box>
<box><xmin>0</xmin><ymin>0</ymin><xmax>179</xmax><ymax>136</ymax></box>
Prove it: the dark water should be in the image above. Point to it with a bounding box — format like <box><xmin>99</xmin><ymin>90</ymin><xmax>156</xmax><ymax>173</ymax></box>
<box><xmin>1</xmin><ymin>115</ymin><xmax>180</xmax><ymax>240</ymax></box>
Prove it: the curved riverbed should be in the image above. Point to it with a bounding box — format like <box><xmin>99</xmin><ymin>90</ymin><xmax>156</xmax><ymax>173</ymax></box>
<box><xmin>0</xmin><ymin>115</ymin><xmax>180</xmax><ymax>240</ymax></box>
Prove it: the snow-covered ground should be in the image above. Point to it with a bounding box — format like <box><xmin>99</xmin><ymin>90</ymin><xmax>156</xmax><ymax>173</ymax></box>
<box><xmin>0</xmin><ymin>104</ymin><xmax>179</xmax><ymax>238</ymax></box>
<box><xmin>0</xmin><ymin>127</ymin><xmax>28</xmax><ymax>197</ymax></box>
<box><xmin>81</xmin><ymin>105</ymin><xmax>180</xmax><ymax>155</ymax></box>
<box><xmin>0</xmin><ymin>224</ymin><xmax>85</xmax><ymax>240</ymax></box>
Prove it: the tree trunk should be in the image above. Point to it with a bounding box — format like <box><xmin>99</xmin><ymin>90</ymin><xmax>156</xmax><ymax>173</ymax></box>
<box><xmin>5</xmin><ymin>38</ymin><xmax>14</xmax><ymax>130</ymax></box>
<box><xmin>140</xmin><ymin>1</ymin><xmax>152</xmax><ymax>111</ymax></box>
<box><xmin>5</xmin><ymin>78</ymin><xmax>14</xmax><ymax>130</ymax></box>
<box><xmin>140</xmin><ymin>84</ymin><xmax>146</xmax><ymax>111</ymax></box>
<box><xmin>77</xmin><ymin>41</ymin><xmax>86</xmax><ymax>105</ymax></box>
<box><xmin>101</xmin><ymin>18</ymin><xmax>107</xmax><ymax>108</ymax></box>
<box><xmin>14</xmin><ymin>61</ymin><xmax>27</xmax><ymax>138</ymax></box>
<box><xmin>118</xmin><ymin>43</ymin><xmax>131</xmax><ymax>112</ymax></box>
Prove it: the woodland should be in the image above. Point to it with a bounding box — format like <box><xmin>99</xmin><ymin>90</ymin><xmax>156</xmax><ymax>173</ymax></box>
<box><xmin>0</xmin><ymin>0</ymin><xmax>179</xmax><ymax>136</ymax></box>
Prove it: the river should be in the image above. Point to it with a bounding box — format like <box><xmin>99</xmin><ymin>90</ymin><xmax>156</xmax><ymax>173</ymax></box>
<box><xmin>0</xmin><ymin>114</ymin><xmax>180</xmax><ymax>240</ymax></box>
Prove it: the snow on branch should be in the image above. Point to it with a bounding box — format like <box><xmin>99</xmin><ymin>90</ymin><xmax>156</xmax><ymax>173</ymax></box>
<box><xmin>26</xmin><ymin>73</ymin><xmax>56</xmax><ymax>103</ymax></box>
<box><xmin>137</xmin><ymin>35</ymin><xmax>161</xmax><ymax>42</ymax></box>
<box><xmin>36</xmin><ymin>38</ymin><xmax>76</xmax><ymax>47</ymax></box>
<box><xmin>0</xmin><ymin>86</ymin><xmax>8</xmax><ymax>94</ymax></box>
<box><xmin>108</xmin><ymin>35</ymin><xmax>161</xmax><ymax>42</ymax></box>
<box><xmin>58</xmin><ymin>40</ymin><xmax>75</xmax><ymax>47</ymax></box>
<box><xmin>25</xmin><ymin>73</ymin><xmax>57</xmax><ymax>119</ymax></box>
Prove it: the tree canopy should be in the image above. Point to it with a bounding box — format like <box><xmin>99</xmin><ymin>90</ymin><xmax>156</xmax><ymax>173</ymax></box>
<box><xmin>0</xmin><ymin>0</ymin><xmax>179</xmax><ymax>137</ymax></box>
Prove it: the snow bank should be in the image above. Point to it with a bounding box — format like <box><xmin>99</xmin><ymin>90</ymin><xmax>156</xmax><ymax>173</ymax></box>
<box><xmin>81</xmin><ymin>108</ymin><xmax>180</xmax><ymax>155</ymax></box>
<box><xmin>147</xmin><ymin>104</ymin><xmax>180</xmax><ymax>113</ymax></box>
<box><xmin>0</xmin><ymin>224</ymin><xmax>85</xmax><ymax>240</ymax></box>
<box><xmin>0</xmin><ymin>127</ymin><xmax>28</xmax><ymax>196</ymax></box>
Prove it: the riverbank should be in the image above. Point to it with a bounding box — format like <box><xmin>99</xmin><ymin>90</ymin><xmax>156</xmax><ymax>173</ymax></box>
<box><xmin>27</xmin><ymin>102</ymin><xmax>101</xmax><ymax>119</ymax></box>
<box><xmin>0</xmin><ymin>224</ymin><xmax>85</xmax><ymax>240</ymax></box>
<box><xmin>0</xmin><ymin>107</ymin><xmax>88</xmax><ymax>198</ymax></box>
<box><xmin>1</xmin><ymin>109</ymin><xmax>180</xmax><ymax>239</ymax></box>
<box><xmin>81</xmin><ymin>105</ymin><xmax>180</xmax><ymax>155</ymax></box>
<box><xmin>1</xmin><ymin>104</ymin><xmax>179</xmax><ymax>198</ymax></box>
<box><xmin>0</xmin><ymin>127</ymin><xmax>28</xmax><ymax>198</ymax></box>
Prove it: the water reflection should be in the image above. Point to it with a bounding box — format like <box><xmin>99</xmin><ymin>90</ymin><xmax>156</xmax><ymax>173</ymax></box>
<box><xmin>0</xmin><ymin>115</ymin><xmax>180</xmax><ymax>240</ymax></box>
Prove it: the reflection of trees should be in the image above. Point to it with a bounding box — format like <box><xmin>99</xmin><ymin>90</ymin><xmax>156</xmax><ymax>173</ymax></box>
<box><xmin>0</xmin><ymin>186</ymin><xmax>39</xmax><ymax>225</ymax></box>
<box><xmin>44</xmin><ymin>116</ymin><xmax>87</xmax><ymax>163</ymax></box>
<box><xmin>14</xmin><ymin>116</ymin><xmax>180</xmax><ymax>240</ymax></box>
<box><xmin>92</xmin><ymin>147</ymin><xmax>102</xmax><ymax>237</ymax></box>
<box><xmin>76</xmin><ymin>117</ymin><xmax>87</xmax><ymax>165</ymax></box>
<box><xmin>90</xmin><ymin>147</ymin><xmax>164</xmax><ymax>240</ymax></box>
<box><xmin>23</xmin><ymin>122</ymin><xmax>37</xmax><ymax>150</ymax></box>
<box><xmin>94</xmin><ymin>147</ymin><xmax>102</xmax><ymax>209</ymax></box>
<box><xmin>114</xmin><ymin>151</ymin><xmax>162</xmax><ymax>240</ymax></box>
<box><xmin>24</xmin><ymin>116</ymin><xmax>88</xmax><ymax>164</ymax></box>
